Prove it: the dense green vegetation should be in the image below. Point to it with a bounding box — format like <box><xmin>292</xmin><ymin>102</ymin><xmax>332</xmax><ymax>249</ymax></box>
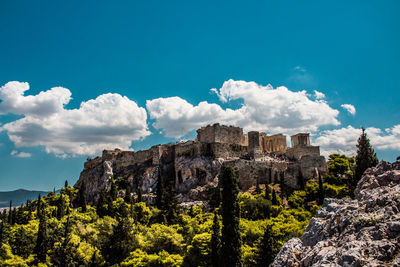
<box><xmin>0</xmin><ymin>131</ymin><xmax>377</xmax><ymax>266</ymax></box>
<box><xmin>0</xmin><ymin>168</ymin><xmax>352</xmax><ymax>266</ymax></box>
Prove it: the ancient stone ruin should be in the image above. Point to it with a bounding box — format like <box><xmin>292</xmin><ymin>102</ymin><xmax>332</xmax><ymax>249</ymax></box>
<box><xmin>75</xmin><ymin>123</ymin><xmax>326</xmax><ymax>205</ymax></box>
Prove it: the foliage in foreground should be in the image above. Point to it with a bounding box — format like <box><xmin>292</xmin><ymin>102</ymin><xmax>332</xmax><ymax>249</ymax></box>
<box><xmin>0</xmin><ymin>152</ymin><xmax>356</xmax><ymax>266</ymax></box>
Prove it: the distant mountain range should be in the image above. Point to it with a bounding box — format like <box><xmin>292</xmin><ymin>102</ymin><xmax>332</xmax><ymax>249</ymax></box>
<box><xmin>0</xmin><ymin>189</ymin><xmax>52</xmax><ymax>208</ymax></box>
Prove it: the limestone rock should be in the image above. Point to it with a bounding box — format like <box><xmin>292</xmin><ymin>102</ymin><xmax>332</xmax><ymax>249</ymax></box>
<box><xmin>272</xmin><ymin>158</ymin><xmax>400</xmax><ymax>267</ymax></box>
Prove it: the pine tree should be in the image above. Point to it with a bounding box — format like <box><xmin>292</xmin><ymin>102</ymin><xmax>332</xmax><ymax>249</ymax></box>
<box><xmin>271</xmin><ymin>189</ymin><xmax>278</xmax><ymax>205</ymax></box>
<box><xmin>318</xmin><ymin>173</ymin><xmax>325</xmax><ymax>205</ymax></box>
<box><xmin>211</xmin><ymin>210</ymin><xmax>221</xmax><ymax>267</ymax></box>
<box><xmin>155</xmin><ymin>168</ymin><xmax>165</xmax><ymax>209</ymax></box>
<box><xmin>78</xmin><ymin>181</ymin><xmax>87</xmax><ymax>212</ymax></box>
<box><xmin>256</xmin><ymin>223</ymin><xmax>275</xmax><ymax>266</ymax></box>
<box><xmin>220</xmin><ymin>167</ymin><xmax>242</xmax><ymax>267</ymax></box>
<box><xmin>35</xmin><ymin>198</ymin><xmax>47</xmax><ymax>263</ymax></box>
<box><xmin>354</xmin><ymin>128</ymin><xmax>379</xmax><ymax>186</ymax></box>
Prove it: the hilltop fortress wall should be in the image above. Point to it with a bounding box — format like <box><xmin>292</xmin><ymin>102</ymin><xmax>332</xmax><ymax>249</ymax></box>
<box><xmin>77</xmin><ymin>123</ymin><xmax>327</xmax><ymax>203</ymax></box>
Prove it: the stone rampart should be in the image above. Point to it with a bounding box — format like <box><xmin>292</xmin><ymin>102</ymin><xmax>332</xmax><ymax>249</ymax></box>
<box><xmin>196</xmin><ymin>123</ymin><xmax>243</xmax><ymax>145</ymax></box>
<box><xmin>286</xmin><ymin>146</ymin><xmax>320</xmax><ymax>160</ymax></box>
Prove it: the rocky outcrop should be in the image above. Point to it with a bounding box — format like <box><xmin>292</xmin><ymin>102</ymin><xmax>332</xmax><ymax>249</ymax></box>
<box><xmin>272</xmin><ymin>158</ymin><xmax>400</xmax><ymax>267</ymax></box>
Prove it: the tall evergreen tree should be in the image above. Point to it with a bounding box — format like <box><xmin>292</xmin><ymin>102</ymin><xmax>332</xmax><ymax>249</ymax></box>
<box><xmin>65</xmin><ymin>180</ymin><xmax>69</xmax><ymax>188</ymax></box>
<box><xmin>56</xmin><ymin>195</ymin><xmax>66</xmax><ymax>220</ymax></box>
<box><xmin>0</xmin><ymin>220</ymin><xmax>4</xmax><ymax>244</ymax></box>
<box><xmin>354</xmin><ymin>128</ymin><xmax>379</xmax><ymax>185</ymax></box>
<box><xmin>78</xmin><ymin>181</ymin><xmax>87</xmax><ymax>212</ymax></box>
<box><xmin>297</xmin><ymin>169</ymin><xmax>305</xmax><ymax>190</ymax></box>
<box><xmin>124</xmin><ymin>185</ymin><xmax>132</xmax><ymax>203</ymax></box>
<box><xmin>8</xmin><ymin>200</ymin><xmax>13</xmax><ymax>225</ymax></box>
<box><xmin>210</xmin><ymin>187</ymin><xmax>221</xmax><ymax>210</ymax></box>
<box><xmin>256</xmin><ymin>223</ymin><xmax>275</xmax><ymax>266</ymax></box>
<box><xmin>264</xmin><ymin>185</ymin><xmax>271</xmax><ymax>201</ymax></box>
<box><xmin>211</xmin><ymin>210</ymin><xmax>221</xmax><ymax>267</ymax></box>
<box><xmin>96</xmin><ymin>190</ymin><xmax>107</xmax><ymax>217</ymax></box>
<box><xmin>110</xmin><ymin>179</ymin><xmax>118</xmax><ymax>201</ymax></box>
<box><xmin>220</xmin><ymin>167</ymin><xmax>242</xmax><ymax>267</ymax></box>
<box><xmin>271</xmin><ymin>189</ymin><xmax>278</xmax><ymax>205</ymax></box>
<box><xmin>137</xmin><ymin>187</ymin><xmax>143</xmax><ymax>203</ymax></box>
<box><xmin>155</xmin><ymin>168</ymin><xmax>165</xmax><ymax>209</ymax></box>
<box><xmin>318</xmin><ymin>173</ymin><xmax>325</xmax><ymax>205</ymax></box>
<box><xmin>35</xmin><ymin>199</ymin><xmax>47</xmax><ymax>263</ymax></box>
<box><xmin>104</xmin><ymin>217</ymin><xmax>136</xmax><ymax>264</ymax></box>
<box><xmin>255</xmin><ymin>178</ymin><xmax>261</xmax><ymax>194</ymax></box>
<box><xmin>164</xmin><ymin>181</ymin><xmax>180</xmax><ymax>224</ymax></box>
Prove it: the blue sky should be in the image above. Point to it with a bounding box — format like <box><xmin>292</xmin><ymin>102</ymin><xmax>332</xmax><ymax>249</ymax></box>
<box><xmin>0</xmin><ymin>1</ymin><xmax>399</xmax><ymax>191</ymax></box>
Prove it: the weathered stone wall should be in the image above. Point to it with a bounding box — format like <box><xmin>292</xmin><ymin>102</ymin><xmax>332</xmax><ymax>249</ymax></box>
<box><xmin>286</xmin><ymin>146</ymin><xmax>320</xmax><ymax>160</ymax></box>
<box><xmin>263</xmin><ymin>133</ymin><xmax>287</xmax><ymax>153</ymax></box>
<box><xmin>196</xmin><ymin>123</ymin><xmax>243</xmax><ymax>145</ymax></box>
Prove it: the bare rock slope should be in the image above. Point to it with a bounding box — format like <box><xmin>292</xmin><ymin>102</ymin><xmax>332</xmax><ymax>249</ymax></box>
<box><xmin>272</xmin><ymin>158</ymin><xmax>400</xmax><ymax>267</ymax></box>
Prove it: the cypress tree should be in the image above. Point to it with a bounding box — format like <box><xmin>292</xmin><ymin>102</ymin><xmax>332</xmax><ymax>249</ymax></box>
<box><xmin>264</xmin><ymin>185</ymin><xmax>271</xmax><ymax>201</ymax></box>
<box><xmin>211</xmin><ymin>210</ymin><xmax>221</xmax><ymax>267</ymax></box>
<box><xmin>64</xmin><ymin>180</ymin><xmax>69</xmax><ymax>188</ymax></box>
<box><xmin>137</xmin><ymin>187</ymin><xmax>143</xmax><ymax>203</ymax></box>
<box><xmin>279</xmin><ymin>172</ymin><xmax>286</xmax><ymax>200</ymax></box>
<box><xmin>78</xmin><ymin>181</ymin><xmax>87</xmax><ymax>212</ymax></box>
<box><xmin>105</xmin><ymin>217</ymin><xmax>136</xmax><ymax>264</ymax></box>
<box><xmin>354</xmin><ymin>128</ymin><xmax>379</xmax><ymax>186</ymax></box>
<box><xmin>256</xmin><ymin>223</ymin><xmax>275</xmax><ymax>266</ymax></box>
<box><xmin>35</xmin><ymin>199</ymin><xmax>47</xmax><ymax>263</ymax></box>
<box><xmin>298</xmin><ymin>169</ymin><xmax>305</xmax><ymax>190</ymax></box>
<box><xmin>210</xmin><ymin>187</ymin><xmax>221</xmax><ymax>210</ymax></box>
<box><xmin>318</xmin><ymin>173</ymin><xmax>325</xmax><ymax>205</ymax></box>
<box><xmin>165</xmin><ymin>181</ymin><xmax>180</xmax><ymax>224</ymax></box>
<box><xmin>0</xmin><ymin>220</ymin><xmax>4</xmax><ymax>244</ymax></box>
<box><xmin>124</xmin><ymin>185</ymin><xmax>132</xmax><ymax>203</ymax></box>
<box><xmin>8</xmin><ymin>200</ymin><xmax>12</xmax><ymax>225</ymax></box>
<box><xmin>271</xmin><ymin>189</ymin><xmax>278</xmax><ymax>205</ymax></box>
<box><xmin>155</xmin><ymin>168</ymin><xmax>165</xmax><ymax>209</ymax></box>
<box><xmin>220</xmin><ymin>167</ymin><xmax>242</xmax><ymax>267</ymax></box>
<box><xmin>255</xmin><ymin>178</ymin><xmax>261</xmax><ymax>194</ymax></box>
<box><xmin>110</xmin><ymin>179</ymin><xmax>118</xmax><ymax>201</ymax></box>
<box><xmin>96</xmin><ymin>190</ymin><xmax>107</xmax><ymax>217</ymax></box>
<box><xmin>56</xmin><ymin>195</ymin><xmax>66</xmax><ymax>220</ymax></box>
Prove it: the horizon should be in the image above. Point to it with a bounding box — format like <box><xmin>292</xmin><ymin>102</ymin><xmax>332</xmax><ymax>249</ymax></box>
<box><xmin>1</xmin><ymin>1</ymin><xmax>399</xmax><ymax>191</ymax></box>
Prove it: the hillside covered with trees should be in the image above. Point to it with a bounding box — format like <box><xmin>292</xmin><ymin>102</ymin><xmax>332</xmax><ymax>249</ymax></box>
<box><xmin>0</xmin><ymin>129</ymin><xmax>379</xmax><ymax>266</ymax></box>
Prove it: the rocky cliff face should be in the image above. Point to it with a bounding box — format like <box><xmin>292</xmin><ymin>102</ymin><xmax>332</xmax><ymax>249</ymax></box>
<box><xmin>272</xmin><ymin>158</ymin><xmax>400</xmax><ymax>267</ymax></box>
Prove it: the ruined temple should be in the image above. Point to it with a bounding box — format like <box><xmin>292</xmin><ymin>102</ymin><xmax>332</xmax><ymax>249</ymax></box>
<box><xmin>75</xmin><ymin>123</ymin><xmax>326</xmax><ymax>205</ymax></box>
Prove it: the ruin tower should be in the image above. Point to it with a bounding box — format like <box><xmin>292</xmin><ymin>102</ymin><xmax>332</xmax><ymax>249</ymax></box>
<box><xmin>290</xmin><ymin>133</ymin><xmax>310</xmax><ymax>147</ymax></box>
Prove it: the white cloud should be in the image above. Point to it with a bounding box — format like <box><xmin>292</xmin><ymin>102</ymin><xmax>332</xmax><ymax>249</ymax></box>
<box><xmin>147</xmin><ymin>79</ymin><xmax>340</xmax><ymax>138</ymax></box>
<box><xmin>10</xmin><ymin>150</ymin><xmax>32</xmax><ymax>158</ymax></box>
<box><xmin>0</xmin><ymin>81</ymin><xmax>72</xmax><ymax>117</ymax></box>
<box><xmin>314</xmin><ymin>90</ymin><xmax>325</xmax><ymax>99</ymax></box>
<box><xmin>0</xmin><ymin>82</ymin><xmax>150</xmax><ymax>156</ymax></box>
<box><xmin>314</xmin><ymin>125</ymin><xmax>400</xmax><ymax>157</ymax></box>
<box><xmin>341</xmin><ymin>104</ymin><xmax>356</xmax><ymax>115</ymax></box>
<box><xmin>146</xmin><ymin>97</ymin><xmax>243</xmax><ymax>138</ymax></box>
